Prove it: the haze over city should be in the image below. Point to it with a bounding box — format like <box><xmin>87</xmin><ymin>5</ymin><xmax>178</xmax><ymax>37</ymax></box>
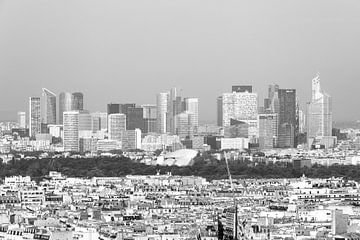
<box><xmin>0</xmin><ymin>0</ymin><xmax>360</xmax><ymax>122</ymax></box>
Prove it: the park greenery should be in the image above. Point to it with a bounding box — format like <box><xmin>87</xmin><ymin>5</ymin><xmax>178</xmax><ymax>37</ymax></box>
<box><xmin>1</xmin><ymin>153</ymin><xmax>360</xmax><ymax>182</ymax></box>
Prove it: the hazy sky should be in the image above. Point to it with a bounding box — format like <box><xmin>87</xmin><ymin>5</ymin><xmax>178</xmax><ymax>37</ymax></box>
<box><xmin>1</xmin><ymin>0</ymin><xmax>360</xmax><ymax>122</ymax></box>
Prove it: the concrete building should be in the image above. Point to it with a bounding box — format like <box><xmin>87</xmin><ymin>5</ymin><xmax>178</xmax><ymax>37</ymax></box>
<box><xmin>222</xmin><ymin>91</ymin><xmax>258</xmax><ymax>127</ymax></box>
<box><xmin>142</xmin><ymin>104</ymin><xmax>157</xmax><ymax>134</ymax></box>
<box><xmin>258</xmin><ymin>114</ymin><xmax>277</xmax><ymax>149</ymax></box>
<box><xmin>156</xmin><ymin>92</ymin><xmax>169</xmax><ymax>134</ymax></box>
<box><xmin>122</xmin><ymin>129</ymin><xmax>142</xmax><ymax>150</ymax></box>
<box><xmin>29</xmin><ymin>97</ymin><xmax>41</xmax><ymax>138</ymax></box>
<box><xmin>59</xmin><ymin>92</ymin><xmax>73</xmax><ymax>124</ymax></box>
<box><xmin>72</xmin><ymin>92</ymin><xmax>84</xmax><ymax>111</ymax></box>
<box><xmin>307</xmin><ymin>74</ymin><xmax>333</xmax><ymax>148</ymax></box>
<box><xmin>41</xmin><ymin>88</ymin><xmax>57</xmax><ymax>125</ymax></box>
<box><xmin>108</xmin><ymin>114</ymin><xmax>126</xmax><ymax>141</ymax></box>
<box><xmin>17</xmin><ymin>111</ymin><xmax>26</xmax><ymax>128</ymax></box>
<box><xmin>63</xmin><ymin>111</ymin><xmax>79</xmax><ymax>152</ymax></box>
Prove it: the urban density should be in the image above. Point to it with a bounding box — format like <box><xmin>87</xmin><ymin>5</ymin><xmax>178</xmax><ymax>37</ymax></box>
<box><xmin>1</xmin><ymin>75</ymin><xmax>360</xmax><ymax>239</ymax></box>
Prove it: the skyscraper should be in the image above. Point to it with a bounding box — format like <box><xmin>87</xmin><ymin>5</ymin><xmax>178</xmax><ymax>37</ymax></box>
<box><xmin>307</xmin><ymin>74</ymin><xmax>332</xmax><ymax>145</ymax></box>
<box><xmin>167</xmin><ymin>87</ymin><xmax>183</xmax><ymax>134</ymax></box>
<box><xmin>59</xmin><ymin>92</ymin><xmax>73</xmax><ymax>124</ymax></box>
<box><xmin>217</xmin><ymin>96</ymin><xmax>223</xmax><ymax>127</ymax></box>
<box><xmin>124</xmin><ymin>106</ymin><xmax>144</xmax><ymax>131</ymax></box>
<box><xmin>108</xmin><ymin>113</ymin><xmax>126</xmax><ymax>141</ymax></box>
<box><xmin>41</xmin><ymin>88</ymin><xmax>56</xmax><ymax>125</ymax></box>
<box><xmin>29</xmin><ymin>97</ymin><xmax>41</xmax><ymax>138</ymax></box>
<box><xmin>17</xmin><ymin>111</ymin><xmax>26</xmax><ymax>128</ymax></box>
<box><xmin>175</xmin><ymin>111</ymin><xmax>193</xmax><ymax>140</ymax></box>
<box><xmin>258</xmin><ymin>113</ymin><xmax>278</xmax><ymax>149</ymax></box>
<box><xmin>184</xmin><ymin>98</ymin><xmax>199</xmax><ymax>133</ymax></box>
<box><xmin>107</xmin><ymin>103</ymin><xmax>121</xmax><ymax>115</ymax></box>
<box><xmin>91</xmin><ymin>112</ymin><xmax>108</xmax><ymax>131</ymax></box>
<box><xmin>222</xmin><ymin>91</ymin><xmax>258</xmax><ymax>141</ymax></box>
<box><xmin>78</xmin><ymin>110</ymin><xmax>92</xmax><ymax>138</ymax></box>
<box><xmin>142</xmin><ymin>104</ymin><xmax>157</xmax><ymax>134</ymax></box>
<box><xmin>72</xmin><ymin>92</ymin><xmax>84</xmax><ymax>111</ymax></box>
<box><xmin>63</xmin><ymin>111</ymin><xmax>79</xmax><ymax>152</ymax></box>
<box><xmin>156</xmin><ymin>92</ymin><xmax>169</xmax><ymax>133</ymax></box>
<box><xmin>278</xmin><ymin>89</ymin><xmax>297</xmax><ymax>148</ymax></box>
<box><xmin>222</xmin><ymin>91</ymin><xmax>258</xmax><ymax>126</ymax></box>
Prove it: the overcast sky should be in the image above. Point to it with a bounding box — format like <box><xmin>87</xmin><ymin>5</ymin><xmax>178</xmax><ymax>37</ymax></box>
<box><xmin>0</xmin><ymin>0</ymin><xmax>360</xmax><ymax>122</ymax></box>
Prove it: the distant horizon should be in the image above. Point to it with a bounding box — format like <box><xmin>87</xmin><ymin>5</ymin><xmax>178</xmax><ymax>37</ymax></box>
<box><xmin>2</xmin><ymin>1</ymin><xmax>360</xmax><ymax>123</ymax></box>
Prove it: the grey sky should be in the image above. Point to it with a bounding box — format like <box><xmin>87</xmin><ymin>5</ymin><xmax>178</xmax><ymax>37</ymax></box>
<box><xmin>0</xmin><ymin>0</ymin><xmax>360</xmax><ymax>122</ymax></box>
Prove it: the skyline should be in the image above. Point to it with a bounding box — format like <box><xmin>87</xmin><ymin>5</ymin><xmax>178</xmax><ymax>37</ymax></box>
<box><xmin>1</xmin><ymin>0</ymin><xmax>360</xmax><ymax>122</ymax></box>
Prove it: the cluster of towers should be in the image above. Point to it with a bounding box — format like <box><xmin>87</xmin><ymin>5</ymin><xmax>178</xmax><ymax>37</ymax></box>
<box><xmin>28</xmin><ymin>89</ymin><xmax>84</xmax><ymax>138</ymax></box>
<box><xmin>19</xmin><ymin>75</ymin><xmax>332</xmax><ymax>152</ymax></box>
<box><xmin>217</xmin><ymin>75</ymin><xmax>333</xmax><ymax>149</ymax></box>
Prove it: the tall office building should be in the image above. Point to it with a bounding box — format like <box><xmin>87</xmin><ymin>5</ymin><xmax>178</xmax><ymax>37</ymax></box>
<box><xmin>142</xmin><ymin>104</ymin><xmax>157</xmax><ymax>134</ymax></box>
<box><xmin>17</xmin><ymin>112</ymin><xmax>26</xmax><ymax>128</ymax></box>
<box><xmin>307</xmin><ymin>75</ymin><xmax>332</xmax><ymax>145</ymax></box>
<box><xmin>72</xmin><ymin>92</ymin><xmax>84</xmax><ymax>111</ymax></box>
<box><xmin>122</xmin><ymin>129</ymin><xmax>142</xmax><ymax>150</ymax></box>
<box><xmin>125</xmin><ymin>106</ymin><xmax>144</xmax><ymax>131</ymax></box>
<box><xmin>222</xmin><ymin>91</ymin><xmax>258</xmax><ymax>141</ymax></box>
<box><xmin>78</xmin><ymin>110</ymin><xmax>92</xmax><ymax>138</ymax></box>
<box><xmin>175</xmin><ymin>112</ymin><xmax>193</xmax><ymax>140</ymax></box>
<box><xmin>264</xmin><ymin>84</ymin><xmax>280</xmax><ymax>113</ymax></box>
<box><xmin>107</xmin><ymin>103</ymin><xmax>121</xmax><ymax>115</ymax></box>
<box><xmin>29</xmin><ymin>97</ymin><xmax>41</xmax><ymax>138</ymax></box>
<box><xmin>217</xmin><ymin>96</ymin><xmax>223</xmax><ymax>127</ymax></box>
<box><xmin>278</xmin><ymin>89</ymin><xmax>297</xmax><ymax>148</ymax></box>
<box><xmin>41</xmin><ymin>88</ymin><xmax>56</xmax><ymax>125</ymax></box>
<box><xmin>91</xmin><ymin>112</ymin><xmax>107</xmax><ymax>132</ymax></box>
<box><xmin>222</xmin><ymin>91</ymin><xmax>258</xmax><ymax>127</ymax></box>
<box><xmin>184</xmin><ymin>98</ymin><xmax>199</xmax><ymax>133</ymax></box>
<box><xmin>167</xmin><ymin>87</ymin><xmax>183</xmax><ymax>134</ymax></box>
<box><xmin>59</xmin><ymin>92</ymin><xmax>73</xmax><ymax>124</ymax></box>
<box><xmin>108</xmin><ymin>114</ymin><xmax>126</xmax><ymax>141</ymax></box>
<box><xmin>63</xmin><ymin>111</ymin><xmax>79</xmax><ymax>152</ymax></box>
<box><xmin>156</xmin><ymin>92</ymin><xmax>169</xmax><ymax>133</ymax></box>
<box><xmin>258</xmin><ymin>113</ymin><xmax>278</xmax><ymax>149</ymax></box>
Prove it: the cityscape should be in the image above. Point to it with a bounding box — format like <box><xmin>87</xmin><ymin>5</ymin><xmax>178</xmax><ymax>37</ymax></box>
<box><xmin>1</xmin><ymin>1</ymin><xmax>360</xmax><ymax>240</ymax></box>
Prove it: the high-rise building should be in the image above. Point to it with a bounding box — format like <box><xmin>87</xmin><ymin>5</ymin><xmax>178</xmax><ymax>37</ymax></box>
<box><xmin>217</xmin><ymin>96</ymin><xmax>223</xmax><ymax>127</ymax></box>
<box><xmin>231</xmin><ymin>85</ymin><xmax>253</xmax><ymax>93</ymax></box>
<box><xmin>108</xmin><ymin>114</ymin><xmax>126</xmax><ymax>141</ymax></box>
<box><xmin>184</xmin><ymin>98</ymin><xmax>199</xmax><ymax>131</ymax></box>
<box><xmin>59</xmin><ymin>92</ymin><xmax>73</xmax><ymax>124</ymax></box>
<box><xmin>278</xmin><ymin>89</ymin><xmax>297</xmax><ymax>148</ymax></box>
<box><xmin>258</xmin><ymin>113</ymin><xmax>278</xmax><ymax>149</ymax></box>
<box><xmin>17</xmin><ymin>112</ymin><xmax>26</xmax><ymax>128</ymax></box>
<box><xmin>142</xmin><ymin>104</ymin><xmax>157</xmax><ymax>134</ymax></box>
<box><xmin>125</xmin><ymin>106</ymin><xmax>144</xmax><ymax>131</ymax></box>
<box><xmin>167</xmin><ymin>87</ymin><xmax>183</xmax><ymax>134</ymax></box>
<box><xmin>63</xmin><ymin>111</ymin><xmax>79</xmax><ymax>152</ymax></box>
<box><xmin>156</xmin><ymin>92</ymin><xmax>169</xmax><ymax>133</ymax></box>
<box><xmin>122</xmin><ymin>129</ymin><xmax>142</xmax><ymax>150</ymax></box>
<box><xmin>175</xmin><ymin>112</ymin><xmax>193</xmax><ymax>140</ymax></box>
<box><xmin>29</xmin><ymin>97</ymin><xmax>41</xmax><ymax>138</ymax></box>
<box><xmin>72</xmin><ymin>92</ymin><xmax>84</xmax><ymax>111</ymax></box>
<box><xmin>41</xmin><ymin>88</ymin><xmax>56</xmax><ymax>125</ymax></box>
<box><xmin>264</xmin><ymin>84</ymin><xmax>280</xmax><ymax>113</ymax></box>
<box><xmin>78</xmin><ymin>110</ymin><xmax>92</xmax><ymax>138</ymax></box>
<box><xmin>222</xmin><ymin>91</ymin><xmax>258</xmax><ymax>127</ymax></box>
<box><xmin>92</xmin><ymin>112</ymin><xmax>108</xmax><ymax>131</ymax></box>
<box><xmin>307</xmin><ymin>75</ymin><xmax>332</xmax><ymax>146</ymax></box>
<box><xmin>107</xmin><ymin>103</ymin><xmax>121</xmax><ymax>115</ymax></box>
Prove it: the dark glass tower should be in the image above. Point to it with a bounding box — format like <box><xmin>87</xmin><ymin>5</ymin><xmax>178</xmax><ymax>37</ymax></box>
<box><xmin>278</xmin><ymin>89</ymin><xmax>298</xmax><ymax>147</ymax></box>
<box><xmin>72</xmin><ymin>92</ymin><xmax>84</xmax><ymax>111</ymax></box>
